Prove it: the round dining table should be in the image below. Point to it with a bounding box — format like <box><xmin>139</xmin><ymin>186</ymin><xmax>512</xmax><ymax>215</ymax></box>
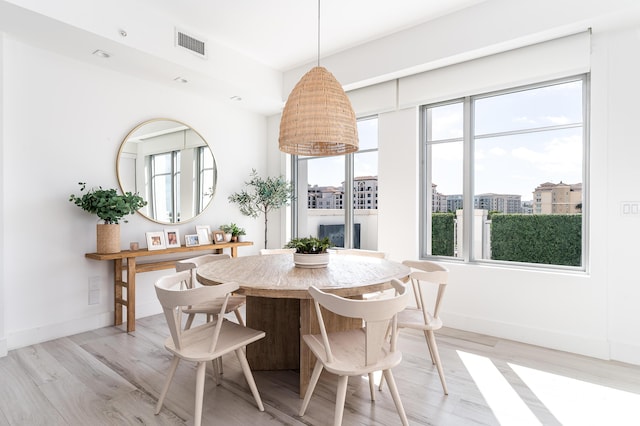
<box><xmin>197</xmin><ymin>253</ymin><xmax>410</xmax><ymax>397</ymax></box>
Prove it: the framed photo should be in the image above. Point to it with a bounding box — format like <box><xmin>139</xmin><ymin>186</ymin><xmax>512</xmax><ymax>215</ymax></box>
<box><xmin>164</xmin><ymin>228</ymin><xmax>181</xmax><ymax>248</ymax></box>
<box><xmin>146</xmin><ymin>231</ymin><xmax>166</xmax><ymax>251</ymax></box>
<box><xmin>185</xmin><ymin>234</ymin><xmax>200</xmax><ymax>247</ymax></box>
<box><xmin>212</xmin><ymin>230</ymin><xmax>226</xmax><ymax>244</ymax></box>
<box><xmin>196</xmin><ymin>225</ymin><xmax>212</xmax><ymax>245</ymax></box>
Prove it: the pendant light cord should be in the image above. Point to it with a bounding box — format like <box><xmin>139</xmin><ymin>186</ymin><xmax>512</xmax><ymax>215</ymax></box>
<box><xmin>317</xmin><ymin>0</ymin><xmax>320</xmax><ymax>67</ymax></box>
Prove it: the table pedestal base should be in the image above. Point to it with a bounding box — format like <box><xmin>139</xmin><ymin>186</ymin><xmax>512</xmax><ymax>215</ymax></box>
<box><xmin>245</xmin><ymin>295</ymin><xmax>361</xmax><ymax>397</ymax></box>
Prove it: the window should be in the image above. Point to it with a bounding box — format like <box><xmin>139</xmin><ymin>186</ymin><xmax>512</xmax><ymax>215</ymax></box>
<box><xmin>149</xmin><ymin>151</ymin><xmax>180</xmax><ymax>223</ymax></box>
<box><xmin>422</xmin><ymin>75</ymin><xmax>587</xmax><ymax>269</ymax></box>
<box><xmin>294</xmin><ymin>117</ymin><xmax>379</xmax><ymax>249</ymax></box>
<box><xmin>147</xmin><ymin>145</ymin><xmax>214</xmax><ymax>223</ymax></box>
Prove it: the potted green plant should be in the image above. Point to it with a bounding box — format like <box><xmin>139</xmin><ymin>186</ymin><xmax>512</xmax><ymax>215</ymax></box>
<box><xmin>234</xmin><ymin>225</ymin><xmax>247</xmax><ymax>242</ymax></box>
<box><xmin>219</xmin><ymin>223</ymin><xmax>246</xmax><ymax>242</ymax></box>
<box><xmin>228</xmin><ymin>169</ymin><xmax>294</xmax><ymax>249</ymax></box>
<box><xmin>69</xmin><ymin>182</ymin><xmax>147</xmax><ymax>253</ymax></box>
<box><xmin>284</xmin><ymin>236</ymin><xmax>331</xmax><ymax>268</ymax></box>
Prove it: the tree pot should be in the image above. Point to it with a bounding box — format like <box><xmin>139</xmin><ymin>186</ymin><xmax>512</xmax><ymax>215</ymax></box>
<box><xmin>96</xmin><ymin>223</ymin><xmax>121</xmax><ymax>254</ymax></box>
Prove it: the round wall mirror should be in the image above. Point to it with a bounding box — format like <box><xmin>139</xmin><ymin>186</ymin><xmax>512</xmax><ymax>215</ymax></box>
<box><xmin>117</xmin><ymin>118</ymin><xmax>217</xmax><ymax>224</ymax></box>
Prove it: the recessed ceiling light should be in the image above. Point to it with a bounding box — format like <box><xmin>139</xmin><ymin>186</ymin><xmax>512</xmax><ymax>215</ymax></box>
<box><xmin>92</xmin><ymin>49</ymin><xmax>111</xmax><ymax>58</ymax></box>
<box><xmin>173</xmin><ymin>77</ymin><xmax>188</xmax><ymax>84</ymax></box>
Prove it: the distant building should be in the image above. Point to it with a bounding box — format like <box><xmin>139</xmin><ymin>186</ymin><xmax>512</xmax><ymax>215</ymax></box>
<box><xmin>307</xmin><ymin>176</ymin><xmax>378</xmax><ymax>210</ymax></box>
<box><xmin>354</xmin><ymin>176</ymin><xmax>378</xmax><ymax>209</ymax></box>
<box><xmin>308</xmin><ymin>185</ymin><xmax>343</xmax><ymax>209</ymax></box>
<box><xmin>474</xmin><ymin>193</ymin><xmax>522</xmax><ymax>214</ymax></box>
<box><xmin>446</xmin><ymin>194</ymin><xmax>464</xmax><ymax>213</ymax></box>
<box><xmin>533</xmin><ymin>182</ymin><xmax>582</xmax><ymax>214</ymax></box>
<box><xmin>521</xmin><ymin>200</ymin><xmax>533</xmax><ymax>214</ymax></box>
<box><xmin>433</xmin><ymin>191</ymin><xmax>521</xmax><ymax>214</ymax></box>
<box><xmin>431</xmin><ymin>184</ymin><xmax>449</xmax><ymax>212</ymax></box>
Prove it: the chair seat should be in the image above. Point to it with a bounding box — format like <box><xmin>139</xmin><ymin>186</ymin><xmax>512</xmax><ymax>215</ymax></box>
<box><xmin>183</xmin><ymin>295</ymin><xmax>245</xmax><ymax>315</ymax></box>
<box><xmin>303</xmin><ymin>329</ymin><xmax>402</xmax><ymax>376</ymax></box>
<box><xmin>164</xmin><ymin>320</ymin><xmax>265</xmax><ymax>362</ymax></box>
<box><xmin>397</xmin><ymin>307</ymin><xmax>443</xmax><ymax>331</ymax></box>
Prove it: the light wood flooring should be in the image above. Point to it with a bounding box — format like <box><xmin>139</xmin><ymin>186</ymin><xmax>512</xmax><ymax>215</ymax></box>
<box><xmin>1</xmin><ymin>314</ymin><xmax>639</xmax><ymax>425</ymax></box>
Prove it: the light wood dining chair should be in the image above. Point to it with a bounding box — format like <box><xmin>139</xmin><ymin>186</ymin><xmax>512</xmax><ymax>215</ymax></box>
<box><xmin>175</xmin><ymin>254</ymin><xmax>246</xmax><ymax>328</ymax></box>
<box><xmin>154</xmin><ymin>271</ymin><xmax>265</xmax><ymax>426</ymax></box>
<box><xmin>259</xmin><ymin>248</ymin><xmax>296</xmax><ymax>255</ymax></box>
<box><xmin>381</xmin><ymin>259</ymin><xmax>449</xmax><ymax>395</ymax></box>
<box><xmin>299</xmin><ymin>279</ymin><xmax>411</xmax><ymax>426</ymax></box>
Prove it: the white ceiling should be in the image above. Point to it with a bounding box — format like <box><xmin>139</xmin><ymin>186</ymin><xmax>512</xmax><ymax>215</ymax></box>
<box><xmin>0</xmin><ymin>0</ymin><xmax>489</xmax><ymax>113</ymax></box>
<box><xmin>135</xmin><ymin>0</ymin><xmax>486</xmax><ymax>71</ymax></box>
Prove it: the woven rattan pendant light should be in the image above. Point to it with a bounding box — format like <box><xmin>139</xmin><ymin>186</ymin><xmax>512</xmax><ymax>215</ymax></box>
<box><xmin>279</xmin><ymin>0</ymin><xmax>358</xmax><ymax>157</ymax></box>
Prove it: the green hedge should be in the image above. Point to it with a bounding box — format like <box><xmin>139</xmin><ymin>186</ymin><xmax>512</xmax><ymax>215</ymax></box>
<box><xmin>490</xmin><ymin>214</ymin><xmax>581</xmax><ymax>266</ymax></box>
<box><xmin>432</xmin><ymin>213</ymin><xmax>455</xmax><ymax>256</ymax></box>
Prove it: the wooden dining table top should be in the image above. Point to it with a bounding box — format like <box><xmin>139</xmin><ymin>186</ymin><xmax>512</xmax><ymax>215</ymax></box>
<box><xmin>196</xmin><ymin>253</ymin><xmax>411</xmax><ymax>299</ymax></box>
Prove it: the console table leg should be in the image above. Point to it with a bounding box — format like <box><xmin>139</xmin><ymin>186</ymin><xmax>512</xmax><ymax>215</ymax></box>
<box><xmin>114</xmin><ymin>259</ymin><xmax>123</xmax><ymax>326</ymax></box>
<box><xmin>126</xmin><ymin>257</ymin><xmax>136</xmax><ymax>332</ymax></box>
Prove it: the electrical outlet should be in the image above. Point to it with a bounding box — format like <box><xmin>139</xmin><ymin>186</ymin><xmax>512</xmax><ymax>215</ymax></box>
<box><xmin>88</xmin><ymin>276</ymin><xmax>101</xmax><ymax>305</ymax></box>
<box><xmin>621</xmin><ymin>202</ymin><xmax>640</xmax><ymax>216</ymax></box>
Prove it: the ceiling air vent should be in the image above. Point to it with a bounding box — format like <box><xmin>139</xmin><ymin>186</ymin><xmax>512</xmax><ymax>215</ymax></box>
<box><xmin>175</xmin><ymin>28</ymin><xmax>207</xmax><ymax>58</ymax></box>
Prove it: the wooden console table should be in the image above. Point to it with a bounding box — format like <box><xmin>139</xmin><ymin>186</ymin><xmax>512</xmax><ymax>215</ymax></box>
<box><xmin>85</xmin><ymin>241</ymin><xmax>253</xmax><ymax>332</ymax></box>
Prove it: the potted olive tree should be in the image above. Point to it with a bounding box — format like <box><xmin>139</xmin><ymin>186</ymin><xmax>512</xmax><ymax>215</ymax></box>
<box><xmin>284</xmin><ymin>236</ymin><xmax>331</xmax><ymax>268</ymax></box>
<box><xmin>69</xmin><ymin>182</ymin><xmax>147</xmax><ymax>253</ymax></box>
<box><xmin>228</xmin><ymin>169</ymin><xmax>293</xmax><ymax>249</ymax></box>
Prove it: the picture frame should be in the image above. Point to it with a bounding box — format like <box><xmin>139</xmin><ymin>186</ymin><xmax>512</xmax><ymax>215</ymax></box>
<box><xmin>212</xmin><ymin>230</ymin><xmax>226</xmax><ymax>244</ymax></box>
<box><xmin>164</xmin><ymin>228</ymin><xmax>181</xmax><ymax>248</ymax></box>
<box><xmin>146</xmin><ymin>231</ymin><xmax>166</xmax><ymax>251</ymax></box>
<box><xmin>196</xmin><ymin>225</ymin><xmax>212</xmax><ymax>245</ymax></box>
<box><xmin>185</xmin><ymin>234</ymin><xmax>200</xmax><ymax>247</ymax></box>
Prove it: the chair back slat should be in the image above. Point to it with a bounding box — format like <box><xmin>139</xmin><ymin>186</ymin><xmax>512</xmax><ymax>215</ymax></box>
<box><xmin>308</xmin><ymin>278</ymin><xmax>410</xmax><ymax>367</ymax></box>
<box><xmin>312</xmin><ymin>299</ymin><xmax>334</xmax><ymax>363</ymax></box>
<box><xmin>175</xmin><ymin>254</ymin><xmax>231</xmax><ymax>287</ymax></box>
<box><xmin>402</xmin><ymin>260</ymin><xmax>448</xmax><ymax>326</ymax></box>
<box><xmin>155</xmin><ymin>271</ymin><xmax>239</xmax><ymax>350</ymax></box>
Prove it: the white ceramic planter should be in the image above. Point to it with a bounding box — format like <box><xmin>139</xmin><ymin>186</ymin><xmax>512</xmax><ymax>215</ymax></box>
<box><xmin>293</xmin><ymin>252</ymin><xmax>330</xmax><ymax>269</ymax></box>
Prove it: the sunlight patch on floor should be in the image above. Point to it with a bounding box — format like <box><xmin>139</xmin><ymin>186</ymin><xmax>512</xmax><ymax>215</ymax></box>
<box><xmin>510</xmin><ymin>363</ymin><xmax>640</xmax><ymax>426</ymax></box>
<box><xmin>458</xmin><ymin>351</ymin><xmax>542</xmax><ymax>425</ymax></box>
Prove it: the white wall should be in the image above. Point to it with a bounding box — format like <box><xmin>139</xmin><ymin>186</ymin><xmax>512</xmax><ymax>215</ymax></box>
<box><xmin>1</xmin><ymin>37</ymin><xmax>267</xmax><ymax>350</ymax></box>
<box><xmin>597</xmin><ymin>28</ymin><xmax>640</xmax><ymax>364</ymax></box>
<box><xmin>0</xmin><ymin>33</ymin><xmax>6</xmax><ymax>357</ymax></box>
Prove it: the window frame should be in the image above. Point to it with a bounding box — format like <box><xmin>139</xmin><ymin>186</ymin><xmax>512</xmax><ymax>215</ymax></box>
<box><xmin>292</xmin><ymin>115</ymin><xmax>379</xmax><ymax>248</ymax></box>
<box><xmin>420</xmin><ymin>74</ymin><xmax>590</xmax><ymax>272</ymax></box>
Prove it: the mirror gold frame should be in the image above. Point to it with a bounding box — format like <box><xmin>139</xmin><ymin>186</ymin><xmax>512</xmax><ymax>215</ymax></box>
<box><xmin>116</xmin><ymin>118</ymin><xmax>217</xmax><ymax>224</ymax></box>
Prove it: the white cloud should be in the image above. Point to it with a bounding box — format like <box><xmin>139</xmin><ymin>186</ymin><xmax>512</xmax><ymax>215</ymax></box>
<box><xmin>490</xmin><ymin>147</ymin><xmax>507</xmax><ymax>156</ymax></box>
<box><xmin>511</xmin><ymin>135</ymin><xmax>582</xmax><ymax>177</ymax></box>
<box><xmin>543</xmin><ymin>115</ymin><xmax>571</xmax><ymax>125</ymax></box>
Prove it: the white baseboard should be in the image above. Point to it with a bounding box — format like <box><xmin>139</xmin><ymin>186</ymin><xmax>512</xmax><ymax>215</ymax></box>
<box><xmin>610</xmin><ymin>340</ymin><xmax>640</xmax><ymax>365</ymax></box>
<box><xmin>6</xmin><ymin>301</ymin><xmax>164</xmax><ymax>352</ymax></box>
<box><xmin>7</xmin><ymin>312</ymin><xmax>114</xmax><ymax>351</ymax></box>
<box><xmin>444</xmin><ymin>311</ymin><xmax>614</xmax><ymax>362</ymax></box>
<box><xmin>0</xmin><ymin>337</ymin><xmax>7</xmax><ymax>358</ymax></box>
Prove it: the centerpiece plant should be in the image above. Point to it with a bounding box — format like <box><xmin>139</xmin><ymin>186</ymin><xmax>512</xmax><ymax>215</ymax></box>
<box><xmin>284</xmin><ymin>236</ymin><xmax>331</xmax><ymax>254</ymax></box>
<box><xmin>285</xmin><ymin>236</ymin><xmax>332</xmax><ymax>268</ymax></box>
